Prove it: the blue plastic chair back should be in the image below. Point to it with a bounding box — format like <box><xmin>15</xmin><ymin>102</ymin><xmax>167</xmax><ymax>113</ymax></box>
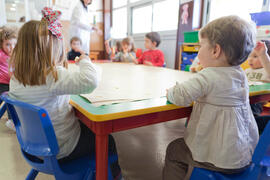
<box><xmin>253</xmin><ymin>121</ymin><xmax>270</xmax><ymax>165</ymax></box>
<box><xmin>1</xmin><ymin>94</ymin><xmax>117</xmax><ymax>180</ymax></box>
<box><xmin>1</xmin><ymin>94</ymin><xmax>59</xmax><ymax>157</ymax></box>
<box><xmin>190</xmin><ymin>121</ymin><xmax>270</xmax><ymax>180</ymax></box>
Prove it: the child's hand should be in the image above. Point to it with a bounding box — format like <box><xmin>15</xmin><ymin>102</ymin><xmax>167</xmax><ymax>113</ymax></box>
<box><xmin>190</xmin><ymin>67</ymin><xmax>196</xmax><ymax>72</ymax></box>
<box><xmin>93</xmin><ymin>26</ymin><xmax>103</xmax><ymax>36</ymax></box>
<box><xmin>133</xmin><ymin>59</ymin><xmax>139</xmax><ymax>64</ymax></box>
<box><xmin>144</xmin><ymin>61</ymin><xmax>153</xmax><ymax>66</ymax></box>
<box><xmin>254</xmin><ymin>41</ymin><xmax>268</xmax><ymax>57</ymax></box>
<box><xmin>97</xmin><ymin>29</ymin><xmax>103</xmax><ymax>36</ymax></box>
<box><xmin>74</xmin><ymin>47</ymin><xmax>85</xmax><ymax>55</ymax></box>
<box><xmin>75</xmin><ymin>54</ymin><xmax>90</xmax><ymax>64</ymax></box>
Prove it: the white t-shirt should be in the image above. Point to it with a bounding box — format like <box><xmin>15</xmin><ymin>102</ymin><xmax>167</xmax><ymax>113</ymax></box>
<box><xmin>245</xmin><ymin>68</ymin><xmax>270</xmax><ymax>82</ymax></box>
<box><xmin>167</xmin><ymin>66</ymin><xmax>259</xmax><ymax>169</ymax></box>
<box><xmin>9</xmin><ymin>59</ymin><xmax>98</xmax><ymax>159</ymax></box>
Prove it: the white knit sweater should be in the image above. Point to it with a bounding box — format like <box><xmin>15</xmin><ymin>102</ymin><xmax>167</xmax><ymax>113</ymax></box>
<box><xmin>9</xmin><ymin>58</ymin><xmax>98</xmax><ymax>159</ymax></box>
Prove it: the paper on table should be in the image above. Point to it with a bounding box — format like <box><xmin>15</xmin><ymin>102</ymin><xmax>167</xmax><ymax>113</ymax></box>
<box><xmin>69</xmin><ymin>63</ymin><xmax>195</xmax><ymax>107</ymax></box>
<box><xmin>248</xmin><ymin>81</ymin><xmax>264</xmax><ymax>86</ymax></box>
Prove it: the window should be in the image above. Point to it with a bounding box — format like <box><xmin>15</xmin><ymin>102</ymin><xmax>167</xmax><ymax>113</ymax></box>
<box><xmin>153</xmin><ymin>0</ymin><xmax>179</xmax><ymax>31</ymax></box>
<box><xmin>111</xmin><ymin>0</ymin><xmax>179</xmax><ymax>38</ymax></box>
<box><xmin>113</xmin><ymin>0</ymin><xmax>127</xmax><ymax>8</ymax></box>
<box><xmin>209</xmin><ymin>0</ymin><xmax>264</xmax><ymax>22</ymax></box>
<box><xmin>112</xmin><ymin>7</ymin><xmax>127</xmax><ymax>38</ymax></box>
<box><xmin>132</xmin><ymin>5</ymin><xmax>152</xmax><ymax>34</ymax></box>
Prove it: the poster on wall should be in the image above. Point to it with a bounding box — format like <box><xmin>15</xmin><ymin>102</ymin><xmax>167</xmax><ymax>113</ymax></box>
<box><xmin>175</xmin><ymin>0</ymin><xmax>203</xmax><ymax>69</ymax></box>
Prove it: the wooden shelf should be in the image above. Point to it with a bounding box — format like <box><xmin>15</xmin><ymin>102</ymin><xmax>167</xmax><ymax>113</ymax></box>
<box><xmin>182</xmin><ymin>43</ymin><xmax>199</xmax><ymax>45</ymax></box>
<box><xmin>90</xmin><ymin>51</ymin><xmax>100</xmax><ymax>60</ymax></box>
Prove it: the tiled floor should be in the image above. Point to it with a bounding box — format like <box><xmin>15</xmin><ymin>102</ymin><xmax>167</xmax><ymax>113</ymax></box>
<box><xmin>0</xmin><ymin>112</ymin><xmax>186</xmax><ymax>180</ymax></box>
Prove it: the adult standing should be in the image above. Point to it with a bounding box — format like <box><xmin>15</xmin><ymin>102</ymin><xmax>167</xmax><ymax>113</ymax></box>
<box><xmin>70</xmin><ymin>0</ymin><xmax>100</xmax><ymax>54</ymax></box>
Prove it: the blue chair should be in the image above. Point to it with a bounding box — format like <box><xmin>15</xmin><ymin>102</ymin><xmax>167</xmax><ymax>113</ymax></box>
<box><xmin>1</xmin><ymin>94</ymin><xmax>117</xmax><ymax>180</ymax></box>
<box><xmin>190</xmin><ymin>121</ymin><xmax>270</xmax><ymax>180</ymax></box>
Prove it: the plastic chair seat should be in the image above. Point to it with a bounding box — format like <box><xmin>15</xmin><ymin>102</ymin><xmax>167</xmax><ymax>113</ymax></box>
<box><xmin>1</xmin><ymin>94</ymin><xmax>117</xmax><ymax>180</ymax></box>
<box><xmin>190</xmin><ymin>119</ymin><xmax>270</xmax><ymax>180</ymax></box>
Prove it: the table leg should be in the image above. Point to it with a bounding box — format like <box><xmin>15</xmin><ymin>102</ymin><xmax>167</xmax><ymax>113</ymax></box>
<box><xmin>96</xmin><ymin>134</ymin><xmax>108</xmax><ymax>180</ymax></box>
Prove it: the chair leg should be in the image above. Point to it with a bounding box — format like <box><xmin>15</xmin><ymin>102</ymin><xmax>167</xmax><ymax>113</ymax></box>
<box><xmin>26</xmin><ymin>169</ymin><xmax>39</xmax><ymax>180</ymax></box>
<box><xmin>0</xmin><ymin>103</ymin><xmax>7</xmax><ymax>119</ymax></box>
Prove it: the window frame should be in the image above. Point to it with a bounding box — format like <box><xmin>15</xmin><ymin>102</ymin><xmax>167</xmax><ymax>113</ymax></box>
<box><xmin>112</xmin><ymin>0</ymin><xmax>179</xmax><ymax>39</ymax></box>
<box><xmin>203</xmin><ymin>0</ymin><xmax>266</xmax><ymax>25</ymax></box>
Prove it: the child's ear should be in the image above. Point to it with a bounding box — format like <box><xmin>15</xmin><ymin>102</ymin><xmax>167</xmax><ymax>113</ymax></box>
<box><xmin>212</xmin><ymin>44</ymin><xmax>221</xmax><ymax>58</ymax></box>
<box><xmin>153</xmin><ymin>41</ymin><xmax>157</xmax><ymax>47</ymax></box>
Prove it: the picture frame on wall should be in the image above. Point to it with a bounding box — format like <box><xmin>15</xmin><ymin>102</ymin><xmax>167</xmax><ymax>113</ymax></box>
<box><xmin>175</xmin><ymin>0</ymin><xmax>204</xmax><ymax>69</ymax></box>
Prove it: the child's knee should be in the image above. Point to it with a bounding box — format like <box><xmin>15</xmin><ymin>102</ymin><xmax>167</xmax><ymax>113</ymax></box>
<box><xmin>166</xmin><ymin>138</ymin><xmax>185</xmax><ymax>159</ymax></box>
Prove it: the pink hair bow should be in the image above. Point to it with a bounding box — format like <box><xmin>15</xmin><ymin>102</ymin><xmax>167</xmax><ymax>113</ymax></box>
<box><xmin>41</xmin><ymin>7</ymin><xmax>63</xmax><ymax>40</ymax></box>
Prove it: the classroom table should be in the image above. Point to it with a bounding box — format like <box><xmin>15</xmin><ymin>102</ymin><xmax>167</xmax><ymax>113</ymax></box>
<box><xmin>69</xmin><ymin>62</ymin><xmax>270</xmax><ymax>180</ymax></box>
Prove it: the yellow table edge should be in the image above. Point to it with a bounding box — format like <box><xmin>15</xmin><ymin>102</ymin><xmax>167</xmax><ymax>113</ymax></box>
<box><xmin>70</xmin><ymin>99</ymin><xmax>183</xmax><ymax>122</ymax></box>
<box><xmin>70</xmin><ymin>85</ymin><xmax>270</xmax><ymax>122</ymax></box>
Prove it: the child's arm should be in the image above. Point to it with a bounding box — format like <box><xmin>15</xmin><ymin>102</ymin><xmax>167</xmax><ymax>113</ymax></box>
<box><xmin>255</xmin><ymin>41</ymin><xmax>270</xmax><ymax>76</ymax></box>
<box><xmin>105</xmin><ymin>39</ymin><xmax>112</xmax><ymax>55</ymax></box>
<box><xmin>148</xmin><ymin>50</ymin><xmax>164</xmax><ymax>67</ymax></box>
<box><xmin>167</xmin><ymin>70</ymin><xmax>210</xmax><ymax>106</ymax></box>
<box><xmin>134</xmin><ymin>53</ymin><xmax>144</xmax><ymax>64</ymax></box>
<box><xmin>51</xmin><ymin>55</ymin><xmax>99</xmax><ymax>95</ymax></box>
<box><xmin>144</xmin><ymin>61</ymin><xmax>153</xmax><ymax>66</ymax></box>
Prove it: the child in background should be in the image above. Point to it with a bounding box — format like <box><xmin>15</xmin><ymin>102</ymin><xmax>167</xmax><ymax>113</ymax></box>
<box><xmin>246</xmin><ymin>40</ymin><xmax>270</xmax><ymax>82</ymax></box>
<box><xmin>134</xmin><ymin>32</ymin><xmax>164</xmax><ymax>67</ymax></box>
<box><xmin>105</xmin><ymin>39</ymin><xmax>122</xmax><ymax>59</ymax></box>
<box><xmin>67</xmin><ymin>36</ymin><xmax>85</xmax><ymax>60</ymax></box>
<box><xmin>9</xmin><ymin>7</ymin><xmax>123</xmax><ymax>179</ymax></box>
<box><xmin>246</xmin><ymin>40</ymin><xmax>270</xmax><ymax>134</ymax></box>
<box><xmin>0</xmin><ymin>26</ymin><xmax>17</xmax><ymax>130</ymax></box>
<box><xmin>189</xmin><ymin>56</ymin><xmax>203</xmax><ymax>72</ymax></box>
<box><xmin>163</xmin><ymin>16</ymin><xmax>259</xmax><ymax>179</ymax></box>
<box><xmin>113</xmin><ymin>37</ymin><xmax>136</xmax><ymax>62</ymax></box>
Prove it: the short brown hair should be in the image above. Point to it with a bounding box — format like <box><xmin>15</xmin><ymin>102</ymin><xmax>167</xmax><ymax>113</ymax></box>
<box><xmin>0</xmin><ymin>26</ymin><xmax>17</xmax><ymax>49</ymax></box>
<box><xmin>122</xmin><ymin>37</ymin><xmax>135</xmax><ymax>52</ymax></box>
<box><xmin>70</xmin><ymin>36</ymin><xmax>82</xmax><ymax>45</ymax></box>
<box><xmin>145</xmin><ymin>32</ymin><xmax>161</xmax><ymax>47</ymax></box>
<box><xmin>200</xmin><ymin>15</ymin><xmax>256</xmax><ymax>66</ymax></box>
<box><xmin>10</xmin><ymin>20</ymin><xmax>66</xmax><ymax>86</ymax></box>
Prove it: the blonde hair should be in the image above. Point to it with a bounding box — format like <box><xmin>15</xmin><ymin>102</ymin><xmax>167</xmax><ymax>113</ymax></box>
<box><xmin>200</xmin><ymin>15</ymin><xmax>256</xmax><ymax>66</ymax></box>
<box><xmin>0</xmin><ymin>26</ymin><xmax>17</xmax><ymax>49</ymax></box>
<box><xmin>10</xmin><ymin>20</ymin><xmax>66</xmax><ymax>86</ymax></box>
<box><xmin>122</xmin><ymin>37</ymin><xmax>135</xmax><ymax>52</ymax></box>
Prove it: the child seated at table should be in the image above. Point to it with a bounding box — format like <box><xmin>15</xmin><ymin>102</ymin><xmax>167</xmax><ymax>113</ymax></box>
<box><xmin>246</xmin><ymin>40</ymin><xmax>270</xmax><ymax>134</ymax></box>
<box><xmin>163</xmin><ymin>15</ymin><xmax>259</xmax><ymax>180</ymax></box>
<box><xmin>67</xmin><ymin>36</ymin><xmax>85</xmax><ymax>60</ymax></box>
<box><xmin>105</xmin><ymin>38</ymin><xmax>122</xmax><ymax>59</ymax></box>
<box><xmin>133</xmin><ymin>32</ymin><xmax>165</xmax><ymax>67</ymax></box>
<box><xmin>112</xmin><ymin>37</ymin><xmax>136</xmax><ymax>62</ymax></box>
<box><xmin>0</xmin><ymin>26</ymin><xmax>17</xmax><ymax>131</ymax></box>
<box><xmin>8</xmin><ymin>8</ymin><xmax>123</xmax><ymax>179</ymax></box>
